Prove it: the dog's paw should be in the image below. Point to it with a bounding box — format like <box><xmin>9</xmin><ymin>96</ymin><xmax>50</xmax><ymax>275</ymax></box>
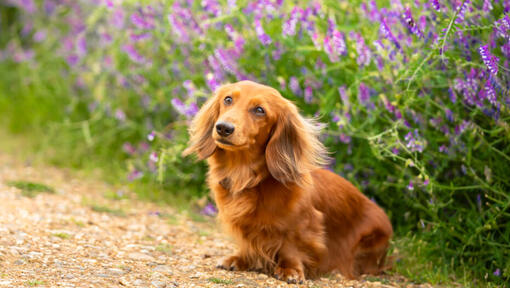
<box><xmin>274</xmin><ymin>266</ymin><xmax>305</xmax><ymax>284</ymax></box>
<box><xmin>216</xmin><ymin>255</ymin><xmax>247</xmax><ymax>271</ymax></box>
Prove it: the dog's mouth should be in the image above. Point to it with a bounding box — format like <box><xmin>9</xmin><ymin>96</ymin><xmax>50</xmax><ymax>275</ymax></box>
<box><xmin>216</xmin><ymin>138</ymin><xmax>234</xmax><ymax>145</ymax></box>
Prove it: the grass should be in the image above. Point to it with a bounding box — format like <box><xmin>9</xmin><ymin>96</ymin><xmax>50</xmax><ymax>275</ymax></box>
<box><xmin>25</xmin><ymin>280</ymin><xmax>46</xmax><ymax>286</ymax></box>
<box><xmin>89</xmin><ymin>204</ymin><xmax>127</xmax><ymax>217</ymax></box>
<box><xmin>155</xmin><ymin>243</ymin><xmax>172</xmax><ymax>255</ymax></box>
<box><xmin>6</xmin><ymin>180</ymin><xmax>55</xmax><ymax>198</ymax></box>
<box><xmin>52</xmin><ymin>232</ymin><xmax>71</xmax><ymax>239</ymax></box>
<box><xmin>208</xmin><ymin>277</ymin><xmax>234</xmax><ymax>285</ymax></box>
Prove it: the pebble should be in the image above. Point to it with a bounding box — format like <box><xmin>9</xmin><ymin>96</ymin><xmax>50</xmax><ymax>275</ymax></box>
<box><xmin>128</xmin><ymin>252</ymin><xmax>155</xmax><ymax>261</ymax></box>
<box><xmin>151</xmin><ymin>280</ymin><xmax>167</xmax><ymax>288</ymax></box>
<box><xmin>152</xmin><ymin>265</ymin><xmax>173</xmax><ymax>275</ymax></box>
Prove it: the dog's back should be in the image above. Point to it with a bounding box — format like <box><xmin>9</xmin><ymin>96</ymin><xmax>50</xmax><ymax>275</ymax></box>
<box><xmin>311</xmin><ymin>169</ymin><xmax>393</xmax><ymax>278</ymax></box>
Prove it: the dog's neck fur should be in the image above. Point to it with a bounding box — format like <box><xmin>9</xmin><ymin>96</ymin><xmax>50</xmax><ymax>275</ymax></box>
<box><xmin>208</xmin><ymin>147</ymin><xmax>270</xmax><ymax>194</ymax></box>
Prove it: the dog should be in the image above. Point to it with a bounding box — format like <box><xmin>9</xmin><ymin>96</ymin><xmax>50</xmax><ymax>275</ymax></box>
<box><xmin>183</xmin><ymin>80</ymin><xmax>393</xmax><ymax>283</ymax></box>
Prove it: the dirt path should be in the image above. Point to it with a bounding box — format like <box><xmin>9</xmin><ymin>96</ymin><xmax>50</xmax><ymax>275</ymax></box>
<box><xmin>0</xmin><ymin>153</ymin><xmax>427</xmax><ymax>288</ymax></box>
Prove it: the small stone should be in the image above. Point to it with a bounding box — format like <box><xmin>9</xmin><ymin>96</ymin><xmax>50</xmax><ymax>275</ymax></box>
<box><xmin>151</xmin><ymin>280</ymin><xmax>166</xmax><ymax>288</ymax></box>
<box><xmin>152</xmin><ymin>265</ymin><xmax>173</xmax><ymax>275</ymax></box>
<box><xmin>14</xmin><ymin>259</ymin><xmax>25</xmax><ymax>265</ymax></box>
<box><xmin>128</xmin><ymin>252</ymin><xmax>155</xmax><ymax>261</ymax></box>
<box><xmin>133</xmin><ymin>279</ymin><xmax>145</xmax><ymax>286</ymax></box>
<box><xmin>108</xmin><ymin>268</ymin><xmax>126</xmax><ymax>276</ymax></box>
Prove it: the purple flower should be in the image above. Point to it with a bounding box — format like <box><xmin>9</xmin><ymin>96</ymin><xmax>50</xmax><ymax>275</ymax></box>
<box><xmin>115</xmin><ymin>109</ymin><xmax>126</xmax><ymax>121</ymax></box>
<box><xmin>455</xmin><ymin>0</ymin><xmax>471</xmax><ymax>24</ymax></box>
<box><xmin>304</xmin><ymin>86</ymin><xmax>313</xmax><ymax>103</ymax></box>
<box><xmin>201</xmin><ymin>203</ymin><xmax>218</xmax><ymax>216</ymax></box>
<box><xmin>495</xmin><ymin>15</ymin><xmax>510</xmax><ymax>39</ymax></box>
<box><xmin>283</xmin><ymin>7</ymin><xmax>302</xmax><ymax>37</ymax></box>
<box><xmin>255</xmin><ymin>19</ymin><xmax>272</xmax><ymax>46</ymax></box>
<box><xmin>351</xmin><ymin>32</ymin><xmax>371</xmax><ymax>67</ymax></box>
<box><xmin>43</xmin><ymin>0</ymin><xmax>56</xmax><ymax>14</ymax></box>
<box><xmin>33</xmin><ymin>30</ymin><xmax>47</xmax><ymax>42</ymax></box>
<box><xmin>127</xmin><ymin>170</ymin><xmax>143</xmax><ymax>181</ymax></box>
<box><xmin>123</xmin><ymin>142</ymin><xmax>136</xmax><ymax>155</ymax></box>
<box><xmin>431</xmin><ymin>0</ymin><xmax>440</xmax><ymax>11</ymax></box>
<box><xmin>477</xmin><ymin>194</ymin><xmax>482</xmax><ymax>209</ymax></box>
<box><xmin>339</xmin><ymin>86</ymin><xmax>349</xmax><ymax>109</ymax></box>
<box><xmin>380</xmin><ymin>18</ymin><xmax>401</xmax><ymax>49</ymax></box>
<box><xmin>405</xmin><ymin>129</ymin><xmax>425</xmax><ymax>152</ymax></box>
<box><xmin>17</xmin><ymin>0</ymin><xmax>36</xmax><ymax>13</ymax></box>
<box><xmin>358</xmin><ymin>82</ymin><xmax>370</xmax><ymax>106</ymax></box>
<box><xmin>111</xmin><ymin>8</ymin><xmax>125</xmax><ymax>29</ymax></box>
<box><xmin>483</xmin><ymin>0</ymin><xmax>493</xmax><ymax>12</ymax></box>
<box><xmin>130</xmin><ymin>10</ymin><xmax>155</xmax><ymax>30</ymax></box>
<box><xmin>149</xmin><ymin>152</ymin><xmax>158</xmax><ymax>163</ymax></box>
<box><xmin>289</xmin><ymin>76</ymin><xmax>301</xmax><ymax>95</ymax></box>
<box><xmin>493</xmin><ymin>268</ymin><xmax>501</xmax><ymax>277</ymax></box>
<box><xmin>122</xmin><ymin>44</ymin><xmax>146</xmax><ymax>64</ymax></box>
<box><xmin>324</xmin><ymin>36</ymin><xmax>338</xmax><ymax>62</ymax></box>
<box><xmin>479</xmin><ymin>45</ymin><xmax>499</xmax><ymax>76</ymax></box>
<box><xmin>171</xmin><ymin>98</ymin><xmax>187</xmax><ymax>115</ymax></box>
<box><xmin>407</xmin><ymin>180</ymin><xmax>414</xmax><ymax>191</ymax></box>
<box><xmin>332</xmin><ymin>31</ymin><xmax>347</xmax><ymax>56</ymax></box>
<box><xmin>147</xmin><ymin>131</ymin><xmax>156</xmax><ymax>142</ymax></box>
<box><xmin>76</xmin><ymin>34</ymin><xmax>87</xmax><ymax>56</ymax></box>
<box><xmin>403</xmin><ymin>8</ymin><xmax>423</xmax><ymax>38</ymax></box>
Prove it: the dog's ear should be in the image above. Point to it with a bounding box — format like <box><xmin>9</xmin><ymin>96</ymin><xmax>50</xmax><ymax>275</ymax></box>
<box><xmin>265</xmin><ymin>100</ymin><xmax>329</xmax><ymax>186</ymax></box>
<box><xmin>182</xmin><ymin>88</ymin><xmax>221</xmax><ymax>160</ymax></box>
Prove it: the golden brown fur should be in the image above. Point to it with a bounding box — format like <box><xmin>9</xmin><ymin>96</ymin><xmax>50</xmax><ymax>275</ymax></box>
<box><xmin>183</xmin><ymin>81</ymin><xmax>393</xmax><ymax>283</ymax></box>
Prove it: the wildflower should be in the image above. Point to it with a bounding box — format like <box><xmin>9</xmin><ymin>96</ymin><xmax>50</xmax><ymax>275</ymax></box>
<box><xmin>33</xmin><ymin>30</ymin><xmax>47</xmax><ymax>42</ymax></box>
<box><xmin>404</xmin><ymin>129</ymin><xmax>425</xmax><ymax>152</ymax></box>
<box><xmin>130</xmin><ymin>9</ymin><xmax>155</xmax><ymax>30</ymax></box>
<box><xmin>324</xmin><ymin>36</ymin><xmax>338</xmax><ymax>62</ymax></box>
<box><xmin>171</xmin><ymin>98</ymin><xmax>187</xmax><ymax>115</ymax></box>
<box><xmin>289</xmin><ymin>76</ymin><xmax>301</xmax><ymax>95</ymax></box>
<box><xmin>123</xmin><ymin>143</ymin><xmax>136</xmax><ymax>155</ymax></box>
<box><xmin>114</xmin><ymin>109</ymin><xmax>126</xmax><ymax>121</ymax></box>
<box><xmin>149</xmin><ymin>152</ymin><xmax>158</xmax><ymax>163</ymax></box>
<box><xmin>44</xmin><ymin>0</ymin><xmax>56</xmax><ymax>15</ymax></box>
<box><xmin>304</xmin><ymin>86</ymin><xmax>313</xmax><ymax>103</ymax></box>
<box><xmin>431</xmin><ymin>0</ymin><xmax>440</xmax><ymax>11</ymax></box>
<box><xmin>122</xmin><ymin>44</ymin><xmax>146</xmax><ymax>64</ymax></box>
<box><xmin>283</xmin><ymin>7</ymin><xmax>302</xmax><ymax>37</ymax></box>
<box><xmin>332</xmin><ymin>31</ymin><xmax>347</xmax><ymax>56</ymax></box>
<box><xmin>493</xmin><ymin>268</ymin><xmax>501</xmax><ymax>277</ymax></box>
<box><xmin>407</xmin><ymin>180</ymin><xmax>414</xmax><ymax>190</ymax></box>
<box><xmin>482</xmin><ymin>0</ymin><xmax>493</xmax><ymax>12</ymax></box>
<box><xmin>338</xmin><ymin>86</ymin><xmax>349</xmax><ymax>109</ymax></box>
<box><xmin>477</xmin><ymin>194</ymin><xmax>482</xmax><ymax>209</ymax></box>
<box><xmin>201</xmin><ymin>203</ymin><xmax>218</xmax><ymax>216</ymax></box>
<box><xmin>111</xmin><ymin>8</ymin><xmax>125</xmax><ymax>29</ymax></box>
<box><xmin>311</xmin><ymin>32</ymin><xmax>322</xmax><ymax>50</ymax></box>
<box><xmin>403</xmin><ymin>7</ymin><xmax>423</xmax><ymax>38</ymax></box>
<box><xmin>380</xmin><ymin>18</ymin><xmax>401</xmax><ymax>49</ymax></box>
<box><xmin>255</xmin><ymin>19</ymin><xmax>272</xmax><ymax>46</ymax></box>
<box><xmin>127</xmin><ymin>170</ymin><xmax>143</xmax><ymax>181</ymax></box>
<box><xmin>358</xmin><ymin>82</ymin><xmax>370</xmax><ymax>105</ymax></box>
<box><xmin>351</xmin><ymin>33</ymin><xmax>371</xmax><ymax>67</ymax></box>
<box><xmin>147</xmin><ymin>131</ymin><xmax>156</xmax><ymax>142</ymax></box>
<box><xmin>455</xmin><ymin>0</ymin><xmax>470</xmax><ymax>24</ymax></box>
<box><xmin>479</xmin><ymin>45</ymin><xmax>499</xmax><ymax>76</ymax></box>
<box><xmin>495</xmin><ymin>15</ymin><xmax>510</xmax><ymax>39</ymax></box>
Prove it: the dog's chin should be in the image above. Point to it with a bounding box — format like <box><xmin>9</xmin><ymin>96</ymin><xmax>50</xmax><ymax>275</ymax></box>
<box><xmin>214</xmin><ymin>139</ymin><xmax>247</xmax><ymax>151</ymax></box>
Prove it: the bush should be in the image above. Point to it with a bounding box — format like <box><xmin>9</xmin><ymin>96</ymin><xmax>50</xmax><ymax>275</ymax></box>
<box><xmin>1</xmin><ymin>0</ymin><xmax>509</xmax><ymax>285</ymax></box>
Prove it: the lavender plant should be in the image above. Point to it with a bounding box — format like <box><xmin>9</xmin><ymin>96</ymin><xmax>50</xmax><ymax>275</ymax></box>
<box><xmin>1</xmin><ymin>0</ymin><xmax>509</xmax><ymax>284</ymax></box>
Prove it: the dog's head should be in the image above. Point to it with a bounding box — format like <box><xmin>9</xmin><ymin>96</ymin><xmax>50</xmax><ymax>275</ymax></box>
<box><xmin>183</xmin><ymin>80</ymin><xmax>328</xmax><ymax>185</ymax></box>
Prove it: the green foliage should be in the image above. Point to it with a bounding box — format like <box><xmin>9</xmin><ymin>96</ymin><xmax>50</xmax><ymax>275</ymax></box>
<box><xmin>7</xmin><ymin>180</ymin><xmax>55</xmax><ymax>198</ymax></box>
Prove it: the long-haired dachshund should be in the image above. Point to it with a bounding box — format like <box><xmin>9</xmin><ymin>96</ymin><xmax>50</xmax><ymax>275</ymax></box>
<box><xmin>184</xmin><ymin>81</ymin><xmax>393</xmax><ymax>283</ymax></box>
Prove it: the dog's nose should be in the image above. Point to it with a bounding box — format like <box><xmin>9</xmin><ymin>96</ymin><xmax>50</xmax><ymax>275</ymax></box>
<box><xmin>216</xmin><ymin>121</ymin><xmax>235</xmax><ymax>137</ymax></box>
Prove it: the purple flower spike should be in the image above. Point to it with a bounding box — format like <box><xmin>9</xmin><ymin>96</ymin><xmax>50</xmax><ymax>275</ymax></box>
<box><xmin>255</xmin><ymin>19</ymin><xmax>272</xmax><ymax>46</ymax></box>
<box><xmin>358</xmin><ymin>82</ymin><xmax>370</xmax><ymax>105</ymax></box>
<box><xmin>431</xmin><ymin>0</ymin><xmax>440</xmax><ymax>11</ymax></box>
<box><xmin>479</xmin><ymin>45</ymin><xmax>499</xmax><ymax>76</ymax></box>
<box><xmin>380</xmin><ymin>18</ymin><xmax>401</xmax><ymax>49</ymax></box>
<box><xmin>493</xmin><ymin>268</ymin><xmax>501</xmax><ymax>277</ymax></box>
<box><xmin>289</xmin><ymin>76</ymin><xmax>301</xmax><ymax>95</ymax></box>
<box><xmin>283</xmin><ymin>7</ymin><xmax>302</xmax><ymax>37</ymax></box>
<box><xmin>122</xmin><ymin>44</ymin><xmax>146</xmax><ymax>64</ymax></box>
<box><xmin>304</xmin><ymin>86</ymin><xmax>313</xmax><ymax>103</ymax></box>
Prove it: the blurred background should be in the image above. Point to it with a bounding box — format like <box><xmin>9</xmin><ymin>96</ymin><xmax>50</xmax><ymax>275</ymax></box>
<box><xmin>0</xmin><ymin>0</ymin><xmax>509</xmax><ymax>285</ymax></box>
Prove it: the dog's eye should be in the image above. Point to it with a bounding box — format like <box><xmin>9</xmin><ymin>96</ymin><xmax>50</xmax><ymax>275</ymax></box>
<box><xmin>224</xmin><ymin>96</ymin><xmax>233</xmax><ymax>105</ymax></box>
<box><xmin>254</xmin><ymin>106</ymin><xmax>265</xmax><ymax>116</ymax></box>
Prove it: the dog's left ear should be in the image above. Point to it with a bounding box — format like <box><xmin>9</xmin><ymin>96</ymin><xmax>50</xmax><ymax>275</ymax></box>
<box><xmin>182</xmin><ymin>89</ymin><xmax>221</xmax><ymax>160</ymax></box>
<box><xmin>265</xmin><ymin>100</ymin><xmax>329</xmax><ymax>186</ymax></box>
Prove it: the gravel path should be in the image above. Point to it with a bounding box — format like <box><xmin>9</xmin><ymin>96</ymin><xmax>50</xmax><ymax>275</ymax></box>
<box><xmin>0</xmin><ymin>153</ymin><xmax>430</xmax><ymax>288</ymax></box>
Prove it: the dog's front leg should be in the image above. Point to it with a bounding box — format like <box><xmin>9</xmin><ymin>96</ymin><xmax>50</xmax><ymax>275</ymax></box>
<box><xmin>274</xmin><ymin>242</ymin><xmax>305</xmax><ymax>284</ymax></box>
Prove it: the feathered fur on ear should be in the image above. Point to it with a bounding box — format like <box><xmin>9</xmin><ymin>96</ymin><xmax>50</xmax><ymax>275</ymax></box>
<box><xmin>182</xmin><ymin>92</ymin><xmax>220</xmax><ymax>160</ymax></box>
<box><xmin>265</xmin><ymin>101</ymin><xmax>329</xmax><ymax>186</ymax></box>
